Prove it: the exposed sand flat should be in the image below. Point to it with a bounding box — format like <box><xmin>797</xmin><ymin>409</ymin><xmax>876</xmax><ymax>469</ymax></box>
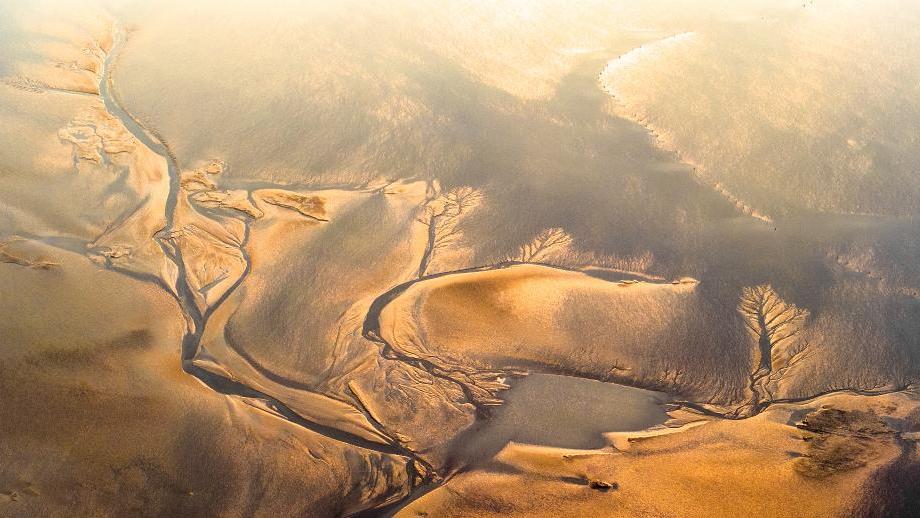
<box><xmin>376</xmin><ymin>264</ymin><xmax>749</xmax><ymax>402</ymax></box>
<box><xmin>167</xmin><ymin>207</ymin><xmax>247</xmax><ymax>312</ymax></box>
<box><xmin>0</xmin><ymin>93</ymin><xmax>152</xmax><ymax>244</ymax></box>
<box><xmin>398</xmin><ymin>391</ymin><xmax>920</xmax><ymax>517</ymax></box>
<box><xmin>197</xmin><ymin>181</ymin><xmax>428</xmax><ymax>388</ymax></box>
<box><xmin>176</xmin><ymin>178</ymin><xmax>472</xmax><ymax>465</ymax></box>
<box><xmin>1</xmin><ymin>11</ymin><xmax>426</xmax><ymax>513</ymax></box>
<box><xmin>0</xmin><ymin>16</ymin><xmax>179</xmax><ymax>291</ymax></box>
<box><xmin>193</xmin><ymin>297</ymin><xmax>395</xmax><ymax>446</ymax></box>
<box><xmin>0</xmin><ymin>243</ymin><xmax>411</xmax><ymax>516</ymax></box>
<box><xmin>0</xmin><ymin>18</ymin><xmax>177</xmax><ymax>291</ymax></box>
<box><xmin>167</xmin><ymin>165</ymin><xmax>251</xmax><ymax>313</ymax></box>
<box><xmin>375</xmin><ymin>261</ymin><xmax>920</xmax><ymax>424</ymax></box>
<box><xmin>172</xmin><ymin>161</ymin><xmax>365</xmax><ymax>315</ymax></box>
<box><xmin>67</xmin><ymin>103</ymin><xmax>178</xmax><ymax>289</ymax></box>
<box><xmin>1</xmin><ymin>8</ymin><xmax>112</xmax><ymax>97</ymax></box>
<box><xmin>604</xmin><ymin>420</ymin><xmax>709</xmax><ymax>451</ymax></box>
<box><xmin>0</xmin><ymin>237</ymin><xmax>60</xmax><ymax>269</ymax></box>
<box><xmin>5</xmin><ymin>1</ymin><xmax>920</xmax><ymax>515</ymax></box>
<box><xmin>493</xmin><ymin>442</ymin><xmax>620</xmax><ymax>478</ymax></box>
<box><xmin>253</xmin><ymin>189</ymin><xmax>328</xmax><ymax>220</ymax></box>
<box><xmin>193</xmin><ymin>179</ymin><xmax>480</xmax><ymax>472</ymax></box>
<box><xmin>415</xmin><ymin>185</ymin><xmax>483</xmax><ymax>277</ymax></box>
<box><xmin>499</xmin><ymin>227</ymin><xmax>659</xmax><ymax>275</ymax></box>
<box><xmin>190</xmin><ymin>189</ymin><xmax>264</xmax><ymax>219</ymax></box>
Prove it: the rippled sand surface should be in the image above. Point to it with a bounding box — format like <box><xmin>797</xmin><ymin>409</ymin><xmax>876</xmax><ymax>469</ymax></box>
<box><xmin>2</xmin><ymin>0</ymin><xmax>920</xmax><ymax>516</ymax></box>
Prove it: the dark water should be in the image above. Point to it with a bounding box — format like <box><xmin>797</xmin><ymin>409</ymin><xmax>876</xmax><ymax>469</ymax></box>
<box><xmin>451</xmin><ymin>373</ymin><xmax>669</xmax><ymax>466</ymax></box>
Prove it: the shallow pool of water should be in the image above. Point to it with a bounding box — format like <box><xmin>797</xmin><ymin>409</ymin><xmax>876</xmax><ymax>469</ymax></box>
<box><xmin>450</xmin><ymin>373</ymin><xmax>669</xmax><ymax>466</ymax></box>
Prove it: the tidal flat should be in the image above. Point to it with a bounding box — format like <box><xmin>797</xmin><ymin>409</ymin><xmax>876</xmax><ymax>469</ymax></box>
<box><xmin>2</xmin><ymin>1</ymin><xmax>920</xmax><ymax>516</ymax></box>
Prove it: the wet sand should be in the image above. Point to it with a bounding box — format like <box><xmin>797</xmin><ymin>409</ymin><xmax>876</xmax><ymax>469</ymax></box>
<box><xmin>3</xmin><ymin>1</ymin><xmax>920</xmax><ymax>516</ymax></box>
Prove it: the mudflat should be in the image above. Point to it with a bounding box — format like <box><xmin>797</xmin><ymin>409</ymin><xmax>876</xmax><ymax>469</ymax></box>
<box><xmin>2</xmin><ymin>1</ymin><xmax>920</xmax><ymax>516</ymax></box>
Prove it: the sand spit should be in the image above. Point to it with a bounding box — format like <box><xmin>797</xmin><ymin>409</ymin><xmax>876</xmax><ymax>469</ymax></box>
<box><xmin>375</xmin><ymin>263</ymin><xmax>727</xmax><ymax>401</ymax></box>
<box><xmin>604</xmin><ymin>420</ymin><xmax>708</xmax><ymax>451</ymax></box>
<box><xmin>0</xmin><ymin>237</ymin><xmax>60</xmax><ymax>269</ymax></box>
<box><xmin>501</xmin><ymin>227</ymin><xmax>657</xmax><ymax>275</ymax></box>
<box><xmin>254</xmin><ymin>189</ymin><xmax>328</xmax><ymax>220</ymax></box>
<box><xmin>493</xmin><ymin>442</ymin><xmax>620</xmax><ymax>480</ymax></box>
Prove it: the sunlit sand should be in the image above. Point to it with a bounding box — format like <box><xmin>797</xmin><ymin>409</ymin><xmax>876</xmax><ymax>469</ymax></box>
<box><xmin>2</xmin><ymin>0</ymin><xmax>920</xmax><ymax>515</ymax></box>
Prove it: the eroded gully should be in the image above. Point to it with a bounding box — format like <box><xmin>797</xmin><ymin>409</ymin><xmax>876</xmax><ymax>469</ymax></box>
<box><xmin>96</xmin><ymin>25</ymin><xmax>917</xmax><ymax>517</ymax></box>
<box><xmin>97</xmin><ymin>24</ymin><xmax>433</xmax><ymax>514</ymax></box>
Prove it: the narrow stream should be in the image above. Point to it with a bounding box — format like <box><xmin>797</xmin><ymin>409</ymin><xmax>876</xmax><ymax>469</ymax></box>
<box><xmin>96</xmin><ymin>23</ymin><xmax>422</xmax><ymax>479</ymax></box>
<box><xmin>93</xmin><ymin>24</ymin><xmax>915</xmax><ymax>518</ymax></box>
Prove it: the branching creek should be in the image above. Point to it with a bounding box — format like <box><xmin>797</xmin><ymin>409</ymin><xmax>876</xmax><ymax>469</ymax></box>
<box><xmin>84</xmin><ymin>21</ymin><xmax>917</xmax><ymax>518</ymax></box>
<box><xmin>97</xmin><ymin>24</ymin><xmax>431</xmax><ymax>514</ymax></box>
